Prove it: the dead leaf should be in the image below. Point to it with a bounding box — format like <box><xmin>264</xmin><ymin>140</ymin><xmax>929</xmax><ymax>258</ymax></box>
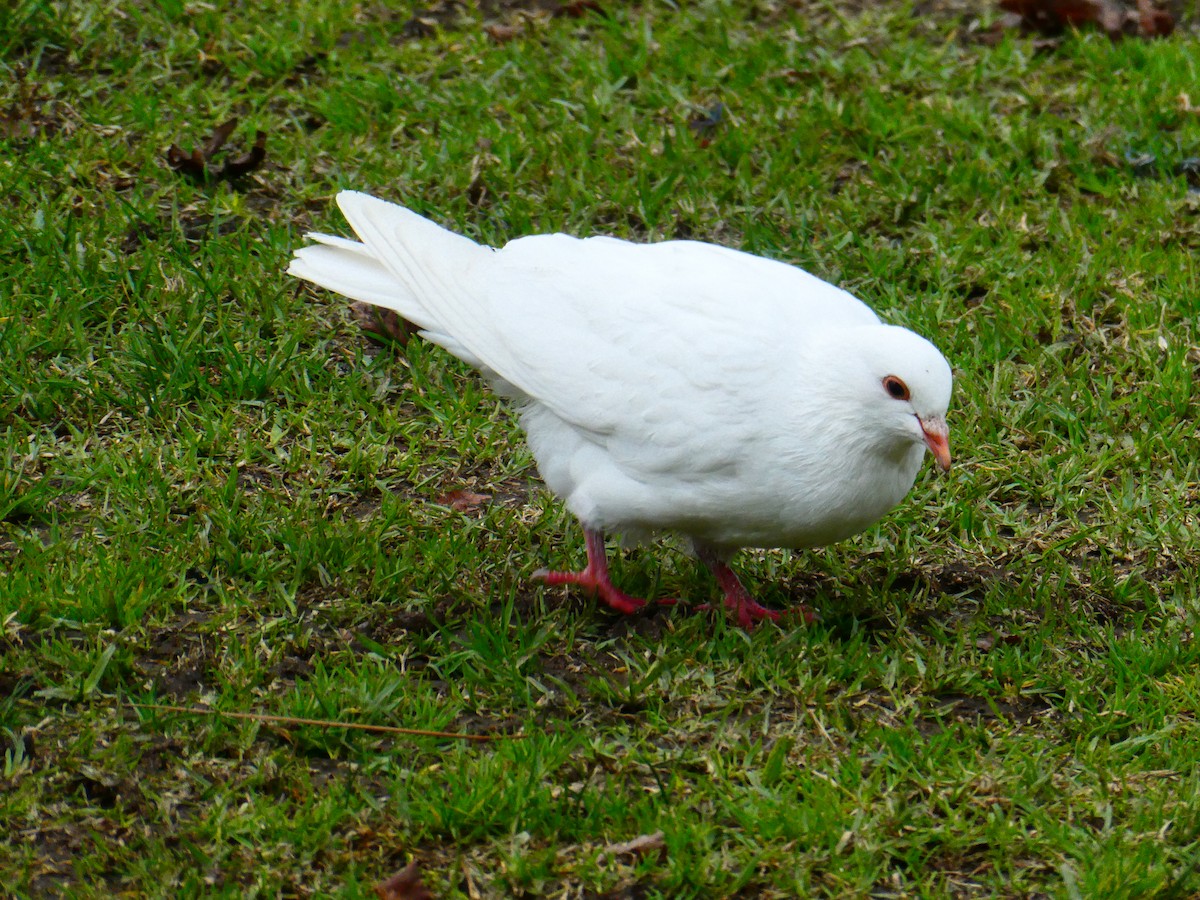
<box><xmin>166</xmin><ymin>118</ymin><xmax>268</xmax><ymax>183</ymax></box>
<box><xmin>484</xmin><ymin>22</ymin><xmax>522</xmax><ymax>42</ymax></box>
<box><xmin>218</xmin><ymin>129</ymin><xmax>266</xmax><ymax>179</ymax></box>
<box><xmin>374</xmin><ymin>861</ymin><xmax>432</xmax><ymax>900</ymax></box>
<box><xmin>402</xmin><ymin>16</ymin><xmax>439</xmax><ymax>39</ymax></box>
<box><xmin>350</xmin><ymin>301</ymin><xmax>420</xmax><ymax>344</ymax></box>
<box><xmin>460</xmin><ymin>857</ymin><xmax>483</xmax><ymax>899</ymax></box>
<box><xmin>166</xmin><ymin>144</ymin><xmax>205</xmax><ymax>180</ymax></box>
<box><xmin>767</xmin><ymin>68</ymin><xmax>809</xmax><ymax>85</ymax></box>
<box><xmin>1177</xmin><ymin>93</ymin><xmax>1200</xmax><ymax>115</ymax></box>
<box><xmin>438</xmin><ymin>489</ymin><xmax>491</xmax><ymax>512</ymax></box>
<box><xmin>1135</xmin><ymin>0</ymin><xmax>1174</xmax><ymax>35</ymax></box>
<box><xmin>555</xmin><ymin>0</ymin><xmax>605</xmax><ymax>16</ymax></box>
<box><xmin>0</xmin><ymin>75</ymin><xmax>61</xmax><ymax>140</ymax></box>
<box><xmin>203</xmin><ymin>118</ymin><xmax>238</xmax><ymax>157</ymax></box>
<box><xmin>465</xmin><ymin>139</ymin><xmax>499</xmax><ymax>208</ymax></box>
<box><xmin>599</xmin><ymin>830</ymin><xmax>667</xmax><ymax>862</ymax></box>
<box><xmin>996</xmin><ymin>0</ymin><xmax>1173</xmax><ymax>39</ymax></box>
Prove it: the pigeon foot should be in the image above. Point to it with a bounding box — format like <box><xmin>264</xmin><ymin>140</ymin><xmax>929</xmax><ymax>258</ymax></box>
<box><xmin>534</xmin><ymin>567</ymin><xmax>651</xmax><ymax>615</ymax></box>
<box><xmin>694</xmin><ymin>594</ymin><xmax>788</xmax><ymax>628</ymax></box>
<box><xmin>535</xmin><ymin>528</ymin><xmax>676</xmax><ymax>615</ymax></box>
<box><xmin>694</xmin><ymin>596</ymin><xmax>817</xmax><ymax>628</ymax></box>
<box><xmin>696</xmin><ymin>546</ymin><xmax>818</xmax><ymax>630</ymax></box>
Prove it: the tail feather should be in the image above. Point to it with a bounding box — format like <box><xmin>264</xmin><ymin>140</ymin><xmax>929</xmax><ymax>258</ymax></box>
<box><xmin>289</xmin><ymin>191</ymin><xmax>493</xmax><ymax>349</ymax></box>
<box><xmin>333</xmin><ymin>191</ymin><xmax>492</xmax><ymax>315</ymax></box>
<box><xmin>288</xmin><ymin>240</ymin><xmax>427</xmax><ymax>318</ymax></box>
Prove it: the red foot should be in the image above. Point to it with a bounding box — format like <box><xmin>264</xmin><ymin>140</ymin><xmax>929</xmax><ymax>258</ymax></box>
<box><xmin>697</xmin><ymin>594</ymin><xmax>817</xmax><ymax>628</ymax></box>
<box><xmin>534</xmin><ymin>568</ymin><xmax>649</xmax><ymax>614</ymax></box>
<box><xmin>696</xmin><ymin>595</ymin><xmax>784</xmax><ymax>628</ymax></box>
<box><xmin>697</xmin><ymin>546</ymin><xmax>817</xmax><ymax>630</ymax></box>
<box><xmin>535</xmin><ymin>529</ymin><xmax>676</xmax><ymax>615</ymax></box>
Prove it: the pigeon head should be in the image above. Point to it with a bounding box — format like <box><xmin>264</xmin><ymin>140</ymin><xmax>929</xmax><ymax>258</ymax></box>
<box><xmin>821</xmin><ymin>324</ymin><xmax>954</xmax><ymax>472</ymax></box>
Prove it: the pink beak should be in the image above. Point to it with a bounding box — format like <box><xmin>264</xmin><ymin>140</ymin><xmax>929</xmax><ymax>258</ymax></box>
<box><xmin>919</xmin><ymin>416</ymin><xmax>951</xmax><ymax>472</ymax></box>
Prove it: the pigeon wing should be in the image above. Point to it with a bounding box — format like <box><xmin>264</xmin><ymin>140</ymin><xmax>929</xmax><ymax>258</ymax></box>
<box><xmin>327</xmin><ymin>192</ymin><xmax>879</xmax><ymax>474</ymax></box>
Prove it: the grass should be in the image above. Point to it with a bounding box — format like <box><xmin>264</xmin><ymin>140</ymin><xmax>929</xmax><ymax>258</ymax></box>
<box><xmin>3</xmin><ymin>0</ymin><xmax>1200</xmax><ymax>895</ymax></box>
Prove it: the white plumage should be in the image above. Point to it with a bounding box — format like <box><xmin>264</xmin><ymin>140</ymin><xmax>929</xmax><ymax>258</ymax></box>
<box><xmin>290</xmin><ymin>191</ymin><xmax>953</xmax><ymax>627</ymax></box>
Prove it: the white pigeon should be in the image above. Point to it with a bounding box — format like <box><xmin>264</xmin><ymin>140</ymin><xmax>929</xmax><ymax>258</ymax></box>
<box><xmin>289</xmin><ymin>192</ymin><xmax>953</xmax><ymax>628</ymax></box>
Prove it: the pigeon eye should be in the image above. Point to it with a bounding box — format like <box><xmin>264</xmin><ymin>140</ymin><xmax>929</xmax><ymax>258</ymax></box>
<box><xmin>882</xmin><ymin>375</ymin><xmax>910</xmax><ymax>401</ymax></box>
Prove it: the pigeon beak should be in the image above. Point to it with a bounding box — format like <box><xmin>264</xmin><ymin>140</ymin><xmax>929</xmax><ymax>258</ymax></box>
<box><xmin>919</xmin><ymin>415</ymin><xmax>951</xmax><ymax>472</ymax></box>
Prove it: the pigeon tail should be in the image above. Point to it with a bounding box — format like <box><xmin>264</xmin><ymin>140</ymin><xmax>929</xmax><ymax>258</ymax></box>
<box><xmin>287</xmin><ymin>192</ymin><xmax>494</xmax><ymax>363</ymax></box>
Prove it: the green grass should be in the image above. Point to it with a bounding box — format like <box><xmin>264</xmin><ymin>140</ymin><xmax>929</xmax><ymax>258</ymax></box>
<box><xmin>3</xmin><ymin>0</ymin><xmax>1200</xmax><ymax>895</ymax></box>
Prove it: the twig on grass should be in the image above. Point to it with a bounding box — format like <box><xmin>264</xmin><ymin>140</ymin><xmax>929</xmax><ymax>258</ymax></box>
<box><xmin>130</xmin><ymin>702</ymin><xmax>521</xmax><ymax>742</ymax></box>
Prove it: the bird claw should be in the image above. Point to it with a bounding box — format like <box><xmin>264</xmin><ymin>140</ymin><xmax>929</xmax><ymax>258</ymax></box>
<box><xmin>695</xmin><ymin>599</ymin><xmax>777</xmax><ymax>628</ymax></box>
<box><xmin>533</xmin><ymin>567</ymin><xmax>674</xmax><ymax>615</ymax></box>
<box><xmin>743</xmin><ymin>603</ymin><xmax>820</xmax><ymax>629</ymax></box>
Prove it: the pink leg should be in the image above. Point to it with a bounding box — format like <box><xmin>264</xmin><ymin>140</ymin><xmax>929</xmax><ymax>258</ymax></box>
<box><xmin>534</xmin><ymin>528</ymin><xmax>676</xmax><ymax>615</ymax></box>
<box><xmin>696</xmin><ymin>546</ymin><xmax>817</xmax><ymax>629</ymax></box>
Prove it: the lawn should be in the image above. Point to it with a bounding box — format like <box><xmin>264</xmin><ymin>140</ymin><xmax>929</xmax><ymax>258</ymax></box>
<box><xmin>3</xmin><ymin>0</ymin><xmax>1200</xmax><ymax>896</ymax></box>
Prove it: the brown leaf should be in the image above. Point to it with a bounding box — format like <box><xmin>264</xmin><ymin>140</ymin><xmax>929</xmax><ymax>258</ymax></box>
<box><xmin>466</xmin><ymin>171</ymin><xmax>489</xmax><ymax>207</ymax></box>
<box><xmin>484</xmin><ymin>22</ymin><xmax>522</xmax><ymax>42</ymax></box>
<box><xmin>350</xmin><ymin>301</ymin><xmax>420</xmax><ymax>344</ymax></box>
<box><xmin>555</xmin><ymin>0</ymin><xmax>605</xmax><ymax>16</ymax></box>
<box><xmin>166</xmin><ymin>120</ymin><xmax>268</xmax><ymax>183</ymax></box>
<box><xmin>1136</xmin><ymin>0</ymin><xmax>1174</xmax><ymax>35</ymax></box>
<box><xmin>998</xmin><ymin>0</ymin><xmax>1098</xmax><ymax>34</ymax></box>
<box><xmin>166</xmin><ymin>144</ymin><xmax>207</xmax><ymax>180</ymax></box>
<box><xmin>767</xmin><ymin>68</ymin><xmax>809</xmax><ymax>84</ymax></box>
<box><xmin>203</xmin><ymin>118</ymin><xmax>239</xmax><ymax>158</ymax></box>
<box><xmin>976</xmin><ymin>632</ymin><xmax>1023</xmax><ymax>652</ymax></box>
<box><xmin>374</xmin><ymin>862</ymin><xmax>432</xmax><ymax>900</ymax></box>
<box><xmin>600</xmin><ymin>830</ymin><xmax>667</xmax><ymax>861</ymax></box>
<box><xmin>402</xmin><ymin>17</ymin><xmax>439</xmax><ymax>39</ymax></box>
<box><xmin>219</xmin><ymin>129</ymin><xmax>267</xmax><ymax>179</ymax></box>
<box><xmin>0</xmin><ymin>113</ymin><xmax>36</xmax><ymax>140</ymax></box>
<box><xmin>0</xmin><ymin>74</ymin><xmax>61</xmax><ymax>140</ymax></box>
<box><xmin>438</xmin><ymin>489</ymin><xmax>491</xmax><ymax>512</ymax></box>
<box><xmin>996</xmin><ymin>0</ymin><xmax>1174</xmax><ymax>39</ymax></box>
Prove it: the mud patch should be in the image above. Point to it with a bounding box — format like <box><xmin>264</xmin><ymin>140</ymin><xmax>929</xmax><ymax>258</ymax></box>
<box><xmin>930</xmin><ymin>562</ymin><xmax>1011</xmax><ymax>598</ymax></box>
<box><xmin>1</xmin><ymin>72</ymin><xmax>71</xmax><ymax>141</ymax></box>
<box><xmin>353</xmin><ymin>595</ymin><xmax>461</xmax><ymax>645</ymax></box>
<box><xmin>132</xmin><ymin>610</ymin><xmax>218</xmax><ymax>698</ymax></box>
<box><xmin>593</xmin><ymin>603</ymin><xmax>677</xmax><ymax>643</ymax></box>
<box><xmin>930</xmin><ymin>692</ymin><xmax>1058</xmax><ymax>727</ymax></box>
